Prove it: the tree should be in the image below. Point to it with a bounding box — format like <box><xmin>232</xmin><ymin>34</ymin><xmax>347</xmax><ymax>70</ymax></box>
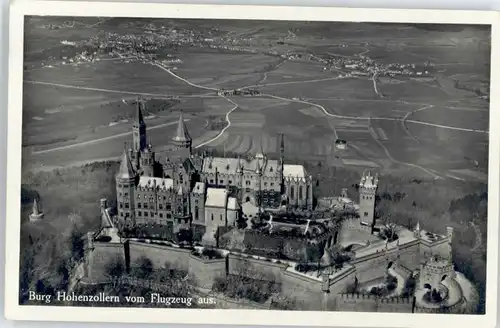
<box><xmin>68</xmin><ymin>223</ymin><xmax>85</xmax><ymax>261</ymax></box>
<box><xmin>131</xmin><ymin>256</ymin><xmax>154</xmax><ymax>279</ymax></box>
<box><xmin>380</xmin><ymin>214</ymin><xmax>398</xmax><ymax>242</ymax></box>
<box><xmin>236</xmin><ymin>210</ymin><xmax>248</xmax><ymax>229</ymax></box>
<box><xmin>104</xmin><ymin>257</ymin><xmax>125</xmax><ymax>278</ymax></box>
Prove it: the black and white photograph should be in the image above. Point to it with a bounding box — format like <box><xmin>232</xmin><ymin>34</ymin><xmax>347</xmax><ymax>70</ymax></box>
<box><xmin>4</xmin><ymin>3</ymin><xmax>499</xmax><ymax>327</ymax></box>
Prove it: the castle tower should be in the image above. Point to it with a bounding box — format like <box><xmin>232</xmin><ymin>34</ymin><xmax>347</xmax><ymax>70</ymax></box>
<box><xmin>236</xmin><ymin>157</ymin><xmax>244</xmax><ymax>203</ymax></box>
<box><xmin>279</xmin><ymin>133</ymin><xmax>285</xmax><ymax>194</ymax></box>
<box><xmin>132</xmin><ymin>97</ymin><xmax>147</xmax><ymax>153</ymax></box>
<box><xmin>172</xmin><ymin>111</ymin><xmax>192</xmax><ymax>154</ymax></box>
<box><xmin>256</xmin><ymin>160</ymin><xmax>262</xmax><ymax>208</ymax></box>
<box><xmin>359</xmin><ymin>171</ymin><xmax>378</xmax><ymax>229</ymax></box>
<box><xmin>29</xmin><ymin>197</ymin><xmax>44</xmax><ymax>222</ymax></box>
<box><xmin>116</xmin><ymin>148</ymin><xmax>137</xmax><ymax>227</ymax></box>
<box><xmin>139</xmin><ymin>142</ymin><xmax>155</xmax><ymax>177</ymax></box>
<box><xmin>414</xmin><ymin>221</ymin><xmax>421</xmax><ymax>239</ymax></box>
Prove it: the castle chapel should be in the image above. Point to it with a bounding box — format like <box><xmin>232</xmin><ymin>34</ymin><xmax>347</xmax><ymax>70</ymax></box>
<box><xmin>114</xmin><ymin>99</ymin><xmax>314</xmax><ymax>243</ymax></box>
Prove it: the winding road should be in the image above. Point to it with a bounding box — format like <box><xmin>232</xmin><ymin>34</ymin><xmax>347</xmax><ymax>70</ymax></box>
<box><xmin>27</xmin><ymin>55</ymin><xmax>488</xmax><ymax>176</ymax></box>
<box><xmin>194</xmin><ymin>97</ymin><xmax>238</xmax><ymax>149</ymax></box>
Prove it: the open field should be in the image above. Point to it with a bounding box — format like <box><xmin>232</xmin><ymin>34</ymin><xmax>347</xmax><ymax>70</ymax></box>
<box><xmin>409</xmin><ymin>106</ymin><xmax>489</xmax><ymax>131</ymax></box>
<box><xmin>22</xmin><ymin>19</ymin><xmax>490</xmax><ymax>181</ymax></box>
<box><xmin>25</xmin><ymin>60</ymin><xmax>204</xmax><ymax>95</ymax></box>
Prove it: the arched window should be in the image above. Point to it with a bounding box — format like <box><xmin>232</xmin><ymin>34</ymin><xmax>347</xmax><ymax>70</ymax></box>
<box><xmin>306</xmin><ymin>186</ymin><xmax>310</xmax><ymax>199</ymax></box>
<box><xmin>299</xmin><ymin>186</ymin><xmax>303</xmax><ymax>199</ymax></box>
<box><xmin>211</xmin><ymin>213</ymin><xmax>214</xmax><ymax>221</ymax></box>
<box><xmin>195</xmin><ymin>206</ymin><xmax>199</xmax><ymax>220</ymax></box>
<box><xmin>290</xmin><ymin>186</ymin><xmax>295</xmax><ymax>200</ymax></box>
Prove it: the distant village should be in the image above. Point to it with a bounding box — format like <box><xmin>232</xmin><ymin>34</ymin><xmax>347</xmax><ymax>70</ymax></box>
<box><xmin>33</xmin><ymin>22</ymin><xmax>436</xmax><ymax>80</ymax></box>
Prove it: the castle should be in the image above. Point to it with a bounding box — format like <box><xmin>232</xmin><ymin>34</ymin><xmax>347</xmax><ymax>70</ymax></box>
<box><xmin>114</xmin><ymin>98</ymin><xmax>313</xmax><ymax>244</ymax></box>
<box><xmin>78</xmin><ymin>98</ymin><xmax>477</xmax><ymax>313</ymax></box>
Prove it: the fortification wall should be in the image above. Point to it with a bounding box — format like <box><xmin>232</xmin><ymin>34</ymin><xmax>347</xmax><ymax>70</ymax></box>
<box><xmin>351</xmin><ymin>239</ymin><xmax>420</xmax><ymax>283</ymax></box>
<box><xmin>335</xmin><ymin>293</ymin><xmax>413</xmax><ymax>313</ymax></box>
<box><xmin>280</xmin><ymin>270</ymin><xmax>324</xmax><ymax>310</ymax></box>
<box><xmin>414</xmin><ymin>297</ymin><xmax>465</xmax><ymax>314</ymax></box>
<box><xmin>351</xmin><ymin>252</ymin><xmax>390</xmax><ymax>283</ymax></box>
<box><xmin>328</xmin><ymin>267</ymin><xmax>358</xmax><ymax>296</ymax></box>
<box><xmin>188</xmin><ymin>255</ymin><xmax>226</xmax><ymax>288</ymax></box>
<box><xmin>395</xmin><ymin>241</ymin><xmax>420</xmax><ymax>270</ymax></box>
<box><xmin>335</xmin><ymin>293</ymin><xmax>378</xmax><ymax>312</ymax></box>
<box><xmin>227</xmin><ymin>254</ymin><xmax>288</xmax><ymax>282</ymax></box>
<box><xmin>87</xmin><ymin>242</ymin><xmax>126</xmax><ymax>280</ymax></box>
<box><xmin>128</xmin><ymin>241</ymin><xmax>191</xmax><ymax>270</ymax></box>
<box><xmin>420</xmin><ymin>238</ymin><xmax>450</xmax><ymax>260</ymax></box>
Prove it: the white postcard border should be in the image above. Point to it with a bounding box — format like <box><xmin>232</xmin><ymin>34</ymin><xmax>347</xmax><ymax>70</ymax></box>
<box><xmin>5</xmin><ymin>2</ymin><xmax>500</xmax><ymax>327</ymax></box>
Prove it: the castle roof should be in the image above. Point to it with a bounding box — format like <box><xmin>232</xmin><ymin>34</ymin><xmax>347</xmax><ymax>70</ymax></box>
<box><xmin>205</xmin><ymin>188</ymin><xmax>228</xmax><ymax>208</ymax></box>
<box><xmin>283</xmin><ymin>164</ymin><xmax>307</xmax><ymax>179</ymax></box>
<box><xmin>32</xmin><ymin>197</ymin><xmax>40</xmax><ymax>215</ymax></box>
<box><xmin>117</xmin><ymin>149</ymin><xmax>135</xmax><ymax>179</ymax></box>
<box><xmin>202</xmin><ymin>156</ymin><xmax>279</xmax><ymax>178</ymax></box>
<box><xmin>138</xmin><ymin>176</ymin><xmax>173</xmax><ymax>191</ymax></box>
<box><xmin>172</xmin><ymin>111</ymin><xmax>191</xmax><ymax>143</ymax></box>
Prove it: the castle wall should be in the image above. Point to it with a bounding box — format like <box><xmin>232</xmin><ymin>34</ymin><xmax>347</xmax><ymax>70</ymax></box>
<box><xmin>128</xmin><ymin>241</ymin><xmax>191</xmax><ymax>270</ymax></box>
<box><xmin>351</xmin><ymin>252</ymin><xmax>391</xmax><ymax>283</ymax></box>
<box><xmin>87</xmin><ymin>242</ymin><xmax>127</xmax><ymax>280</ymax></box>
<box><xmin>335</xmin><ymin>293</ymin><xmax>413</xmax><ymax>313</ymax></box>
<box><xmin>414</xmin><ymin>297</ymin><xmax>465</xmax><ymax>314</ymax></box>
<box><xmin>350</xmin><ymin>239</ymin><xmax>420</xmax><ymax>283</ymax></box>
<box><xmin>187</xmin><ymin>255</ymin><xmax>226</xmax><ymax>289</ymax></box>
<box><xmin>395</xmin><ymin>241</ymin><xmax>420</xmax><ymax>270</ymax></box>
<box><xmin>328</xmin><ymin>267</ymin><xmax>358</xmax><ymax>296</ymax></box>
<box><xmin>227</xmin><ymin>254</ymin><xmax>288</xmax><ymax>282</ymax></box>
<box><xmin>420</xmin><ymin>238</ymin><xmax>451</xmax><ymax>261</ymax></box>
<box><xmin>280</xmin><ymin>270</ymin><xmax>324</xmax><ymax>310</ymax></box>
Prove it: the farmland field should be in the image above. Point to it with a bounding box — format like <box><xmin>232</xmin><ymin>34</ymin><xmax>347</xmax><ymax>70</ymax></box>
<box><xmin>21</xmin><ymin>18</ymin><xmax>489</xmax><ymax>184</ymax></box>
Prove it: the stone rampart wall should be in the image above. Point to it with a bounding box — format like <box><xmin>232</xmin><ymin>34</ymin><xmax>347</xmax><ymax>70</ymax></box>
<box><xmin>128</xmin><ymin>241</ymin><xmax>191</xmax><ymax>270</ymax></box>
<box><xmin>227</xmin><ymin>254</ymin><xmax>288</xmax><ymax>282</ymax></box>
<box><xmin>335</xmin><ymin>293</ymin><xmax>413</xmax><ymax>313</ymax></box>
<box><xmin>88</xmin><ymin>242</ymin><xmax>126</xmax><ymax>280</ymax></box>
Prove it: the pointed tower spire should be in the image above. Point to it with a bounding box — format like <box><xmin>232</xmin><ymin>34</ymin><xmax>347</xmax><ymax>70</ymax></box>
<box><xmin>172</xmin><ymin>110</ymin><xmax>192</xmax><ymax>153</ymax></box>
<box><xmin>133</xmin><ymin>96</ymin><xmax>147</xmax><ymax>152</ymax></box>
<box><xmin>236</xmin><ymin>156</ymin><xmax>243</xmax><ymax>174</ymax></box>
<box><xmin>136</xmin><ymin>96</ymin><xmax>145</xmax><ymax>125</ymax></box>
<box><xmin>32</xmin><ymin>197</ymin><xmax>40</xmax><ymax>215</ymax></box>
<box><xmin>255</xmin><ymin>159</ymin><xmax>261</xmax><ymax>175</ymax></box>
<box><xmin>117</xmin><ymin>147</ymin><xmax>135</xmax><ymax>179</ymax></box>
